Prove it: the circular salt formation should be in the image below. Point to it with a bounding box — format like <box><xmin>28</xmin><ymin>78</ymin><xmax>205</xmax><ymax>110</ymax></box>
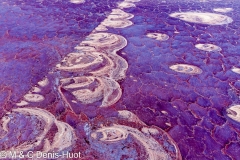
<box><xmin>100</xmin><ymin>9</ymin><xmax>134</xmax><ymax>29</ymax></box>
<box><xmin>213</xmin><ymin>8</ymin><xmax>233</xmax><ymax>13</ymax></box>
<box><xmin>57</xmin><ymin>52</ymin><xmax>128</xmax><ymax>80</ymax></box>
<box><xmin>108</xmin><ymin>9</ymin><xmax>134</xmax><ymax>20</ymax></box>
<box><xmin>56</xmin><ymin>52</ymin><xmax>114</xmax><ymax>73</ymax></box>
<box><xmin>24</xmin><ymin>93</ymin><xmax>45</xmax><ymax>102</ymax></box>
<box><xmin>91</xmin><ymin>127</ymin><xmax>128</xmax><ymax>142</ymax></box>
<box><xmin>118</xmin><ymin>2</ymin><xmax>136</xmax><ymax>8</ymax></box>
<box><xmin>195</xmin><ymin>43</ymin><xmax>222</xmax><ymax>52</ymax></box>
<box><xmin>69</xmin><ymin>0</ymin><xmax>85</xmax><ymax>4</ymax></box>
<box><xmin>226</xmin><ymin>105</ymin><xmax>240</xmax><ymax>123</ymax></box>
<box><xmin>102</xmin><ymin>19</ymin><xmax>133</xmax><ymax>28</ymax></box>
<box><xmin>231</xmin><ymin>67</ymin><xmax>240</xmax><ymax>74</ymax></box>
<box><xmin>146</xmin><ymin>33</ymin><xmax>169</xmax><ymax>41</ymax></box>
<box><xmin>60</xmin><ymin>76</ymin><xmax>122</xmax><ymax>107</ymax></box>
<box><xmin>169</xmin><ymin>64</ymin><xmax>203</xmax><ymax>75</ymax></box>
<box><xmin>0</xmin><ymin>108</ymin><xmax>76</xmax><ymax>154</ymax></box>
<box><xmin>81</xmin><ymin>33</ymin><xmax>127</xmax><ymax>53</ymax></box>
<box><xmin>91</xmin><ymin>125</ymin><xmax>175</xmax><ymax>160</ymax></box>
<box><xmin>169</xmin><ymin>12</ymin><xmax>233</xmax><ymax>25</ymax></box>
<box><xmin>88</xmin><ymin>110</ymin><xmax>182</xmax><ymax>160</ymax></box>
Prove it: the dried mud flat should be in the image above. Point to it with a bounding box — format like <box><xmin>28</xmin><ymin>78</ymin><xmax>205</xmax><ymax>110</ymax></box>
<box><xmin>0</xmin><ymin>0</ymin><xmax>240</xmax><ymax>159</ymax></box>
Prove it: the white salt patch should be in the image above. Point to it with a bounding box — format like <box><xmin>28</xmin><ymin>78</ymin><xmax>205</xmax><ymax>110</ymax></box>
<box><xmin>231</xmin><ymin>67</ymin><xmax>240</xmax><ymax>74</ymax></box>
<box><xmin>147</xmin><ymin>33</ymin><xmax>169</xmax><ymax>41</ymax></box>
<box><xmin>91</xmin><ymin>124</ymin><xmax>171</xmax><ymax>160</ymax></box>
<box><xmin>226</xmin><ymin>105</ymin><xmax>240</xmax><ymax>123</ymax></box>
<box><xmin>213</xmin><ymin>8</ymin><xmax>233</xmax><ymax>13</ymax></box>
<box><xmin>195</xmin><ymin>43</ymin><xmax>222</xmax><ymax>52</ymax></box>
<box><xmin>69</xmin><ymin>0</ymin><xmax>85</xmax><ymax>4</ymax></box>
<box><xmin>118</xmin><ymin>2</ymin><xmax>136</xmax><ymax>9</ymax></box>
<box><xmin>31</xmin><ymin>86</ymin><xmax>41</xmax><ymax>93</ymax></box>
<box><xmin>16</xmin><ymin>100</ymin><xmax>29</xmax><ymax>106</ymax></box>
<box><xmin>169</xmin><ymin>64</ymin><xmax>203</xmax><ymax>75</ymax></box>
<box><xmin>169</xmin><ymin>12</ymin><xmax>233</xmax><ymax>25</ymax></box>
<box><xmin>38</xmin><ymin>77</ymin><xmax>49</xmax><ymax>87</ymax></box>
<box><xmin>24</xmin><ymin>93</ymin><xmax>45</xmax><ymax>102</ymax></box>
